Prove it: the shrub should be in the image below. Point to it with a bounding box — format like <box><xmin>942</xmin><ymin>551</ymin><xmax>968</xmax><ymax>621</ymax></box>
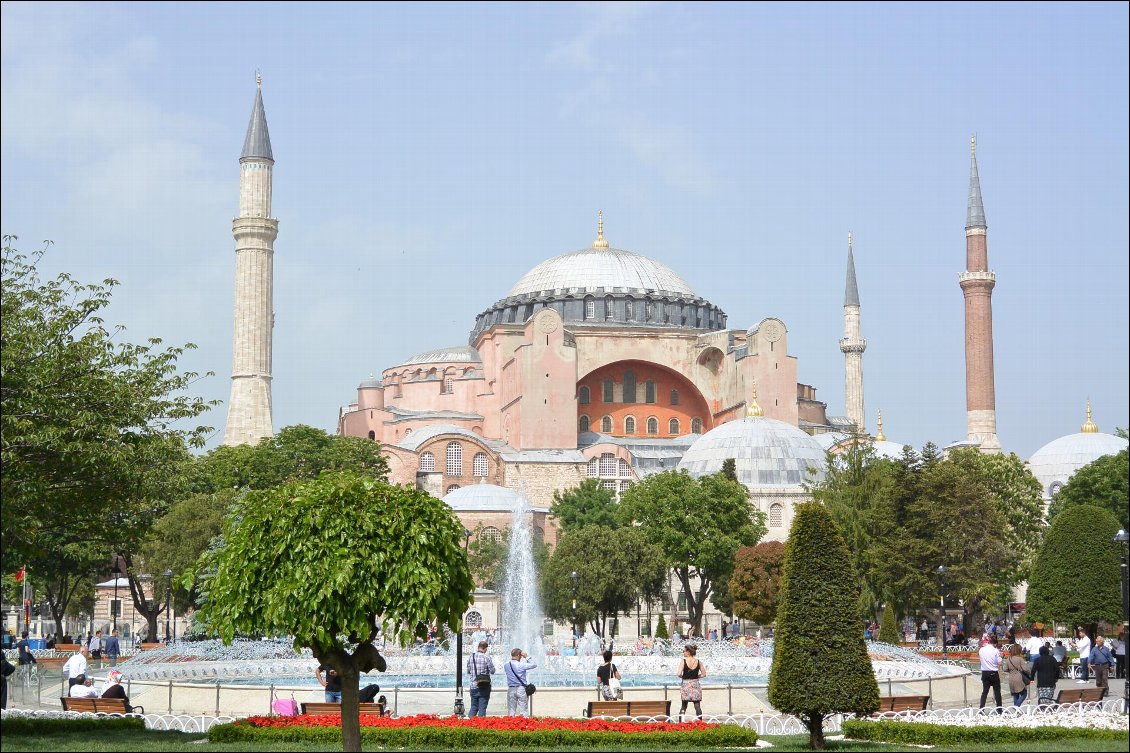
<box><xmin>843</xmin><ymin>719</ymin><xmax>1128</xmax><ymax>745</ymax></box>
<box><xmin>207</xmin><ymin>714</ymin><xmax>758</xmax><ymax>749</ymax></box>
<box><xmin>654</xmin><ymin>613</ymin><xmax>669</xmax><ymax>640</ymax></box>
<box><xmin>768</xmin><ymin>503</ymin><xmax>879</xmax><ymax>749</ymax></box>
<box><xmin>0</xmin><ymin>716</ymin><xmax>147</xmax><ymax>735</ymax></box>
<box><xmin>879</xmin><ymin>605</ymin><xmax>899</xmax><ymax>644</ymax></box>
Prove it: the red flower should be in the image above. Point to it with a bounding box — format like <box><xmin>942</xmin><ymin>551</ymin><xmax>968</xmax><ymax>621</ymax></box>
<box><xmin>243</xmin><ymin>713</ymin><xmax>717</xmax><ymax>734</ymax></box>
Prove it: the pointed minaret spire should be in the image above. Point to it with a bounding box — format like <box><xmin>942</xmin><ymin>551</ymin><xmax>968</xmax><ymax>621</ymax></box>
<box><xmin>960</xmin><ymin>134</ymin><xmax>1000</xmax><ymax>453</ymax></box>
<box><xmin>1081</xmin><ymin>399</ymin><xmax>1099</xmax><ymax>433</ymax></box>
<box><xmin>592</xmin><ymin>209</ymin><xmax>609</xmax><ymax>249</ymax></box>
<box><xmin>840</xmin><ymin>231</ymin><xmax>866</xmax><ymax>433</ymax></box>
<box><xmin>967</xmin><ymin>134</ymin><xmax>986</xmax><ymax>229</ymax></box>
<box><xmin>241</xmin><ymin>72</ymin><xmax>274</xmax><ymax>162</ymax></box>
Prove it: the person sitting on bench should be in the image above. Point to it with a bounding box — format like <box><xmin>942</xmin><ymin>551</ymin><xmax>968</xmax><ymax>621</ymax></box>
<box><xmin>69</xmin><ymin>675</ymin><xmax>99</xmax><ymax>698</ymax></box>
<box><xmin>99</xmin><ymin>669</ymin><xmax>142</xmax><ymax>712</ymax></box>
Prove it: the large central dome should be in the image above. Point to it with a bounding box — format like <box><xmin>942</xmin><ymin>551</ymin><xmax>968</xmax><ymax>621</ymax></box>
<box><xmin>507</xmin><ymin>246</ymin><xmax>695</xmax><ymax>298</ymax></box>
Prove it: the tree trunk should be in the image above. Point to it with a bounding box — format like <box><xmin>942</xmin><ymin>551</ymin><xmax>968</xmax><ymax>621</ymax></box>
<box><xmin>808</xmin><ymin>711</ymin><xmax>826</xmax><ymax>749</ymax></box>
<box><xmin>339</xmin><ymin>663</ymin><xmax>362</xmax><ymax>752</ymax></box>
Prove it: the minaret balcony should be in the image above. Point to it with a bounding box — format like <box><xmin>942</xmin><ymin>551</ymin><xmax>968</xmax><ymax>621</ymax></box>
<box><xmin>839</xmin><ymin>338</ymin><xmax>867</xmax><ymax>354</ymax></box>
<box><xmin>958</xmin><ymin>270</ymin><xmax>996</xmax><ymax>284</ymax></box>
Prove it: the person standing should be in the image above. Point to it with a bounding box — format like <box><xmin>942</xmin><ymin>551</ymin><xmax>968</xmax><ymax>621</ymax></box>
<box><xmin>1003</xmin><ymin>644</ymin><xmax>1031</xmax><ymax>706</ymax></box>
<box><xmin>466</xmin><ymin>640</ymin><xmax>495</xmax><ymax>717</ymax></box>
<box><xmin>1075</xmin><ymin>627</ymin><xmax>1092</xmax><ymax>683</ymax></box>
<box><xmin>1024</xmin><ymin>630</ymin><xmax>1044</xmax><ymax>663</ymax></box>
<box><xmin>316</xmin><ymin>664</ymin><xmax>342</xmax><ymax>702</ymax></box>
<box><xmin>1112</xmin><ymin>630</ymin><xmax>1126</xmax><ymax>680</ymax></box>
<box><xmin>61</xmin><ymin>646</ymin><xmax>89</xmax><ymax>689</ymax></box>
<box><xmin>977</xmin><ymin>635</ymin><xmax>1003</xmax><ymax>713</ymax></box>
<box><xmin>1032</xmin><ymin>644</ymin><xmax>1060</xmax><ymax>707</ymax></box>
<box><xmin>504</xmin><ymin>647</ymin><xmax>538</xmax><ymax>717</ymax></box>
<box><xmin>597</xmin><ymin>649</ymin><xmax>622</xmax><ymax>700</ymax></box>
<box><xmin>1089</xmin><ymin>635</ymin><xmax>1113</xmax><ymax>693</ymax></box>
<box><xmin>88</xmin><ymin>630</ymin><xmax>103</xmax><ymax>660</ymax></box>
<box><xmin>676</xmin><ymin>644</ymin><xmax>706</xmax><ymax>720</ymax></box>
<box><xmin>104</xmin><ymin>630</ymin><xmax>121</xmax><ymax>667</ymax></box>
<box><xmin>16</xmin><ymin>632</ymin><xmax>37</xmax><ymax>667</ymax></box>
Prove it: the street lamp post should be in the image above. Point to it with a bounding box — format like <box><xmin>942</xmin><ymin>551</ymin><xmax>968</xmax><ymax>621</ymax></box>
<box><xmin>454</xmin><ymin>527</ymin><xmax>472</xmax><ymax>717</ymax></box>
<box><xmin>1114</xmin><ymin>529</ymin><xmax>1128</xmax><ymax>714</ymax></box>
<box><xmin>111</xmin><ymin>557</ymin><xmax>122</xmax><ymax>633</ymax></box>
<box><xmin>937</xmin><ymin>565</ymin><xmax>947</xmax><ymax>662</ymax></box>
<box><xmin>163</xmin><ymin>569</ymin><xmax>173</xmax><ymax>644</ymax></box>
<box><xmin>569</xmin><ymin>571</ymin><xmax>580</xmax><ymax>653</ymax></box>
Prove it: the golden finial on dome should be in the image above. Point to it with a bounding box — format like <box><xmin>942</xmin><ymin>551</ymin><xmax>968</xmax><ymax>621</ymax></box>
<box><xmin>592</xmin><ymin>210</ymin><xmax>609</xmax><ymax>249</ymax></box>
<box><xmin>875</xmin><ymin>409</ymin><xmax>886</xmax><ymax>442</ymax></box>
<box><xmin>1081</xmin><ymin>398</ymin><xmax>1098</xmax><ymax>433</ymax></box>
<box><xmin>256</xmin><ymin>70</ymin><xmax>262</xmax><ymax>90</ymax></box>
<box><xmin>746</xmin><ymin>381</ymin><xmax>764</xmax><ymax>418</ymax></box>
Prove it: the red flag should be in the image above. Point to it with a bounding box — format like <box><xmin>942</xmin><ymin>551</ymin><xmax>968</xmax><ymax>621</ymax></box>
<box><xmin>14</xmin><ymin>566</ymin><xmax>25</xmax><ymax>583</ymax></box>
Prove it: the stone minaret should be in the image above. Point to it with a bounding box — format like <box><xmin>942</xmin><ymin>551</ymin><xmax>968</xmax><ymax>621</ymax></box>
<box><xmin>223</xmin><ymin>74</ymin><xmax>277</xmax><ymax>446</ymax></box>
<box><xmin>959</xmin><ymin>135</ymin><xmax>1001</xmax><ymax>452</ymax></box>
<box><xmin>839</xmin><ymin>232</ymin><xmax>866</xmax><ymax>433</ymax></box>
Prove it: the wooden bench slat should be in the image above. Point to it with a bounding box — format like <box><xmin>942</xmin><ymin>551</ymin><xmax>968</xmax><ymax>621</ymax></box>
<box><xmin>61</xmin><ymin>697</ymin><xmax>134</xmax><ymax>714</ymax></box>
<box><xmin>585</xmin><ymin>700</ymin><xmax>671</xmax><ymax>719</ymax></box>
<box><xmin>1054</xmin><ymin>687</ymin><xmax>1106</xmax><ymax>704</ymax></box>
<box><xmin>299</xmin><ymin>702</ymin><xmax>385</xmax><ymax>716</ymax></box>
<box><xmin>874</xmin><ymin>695</ymin><xmax>930</xmax><ymax>713</ymax></box>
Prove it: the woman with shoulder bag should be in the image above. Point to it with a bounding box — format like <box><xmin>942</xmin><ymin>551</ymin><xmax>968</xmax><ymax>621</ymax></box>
<box><xmin>1003</xmin><ymin>643</ymin><xmax>1031</xmax><ymax>706</ymax></box>
<box><xmin>676</xmin><ymin>644</ymin><xmax>706</xmax><ymax>719</ymax></box>
<box><xmin>597</xmin><ymin>650</ymin><xmax>622</xmax><ymax>700</ymax></box>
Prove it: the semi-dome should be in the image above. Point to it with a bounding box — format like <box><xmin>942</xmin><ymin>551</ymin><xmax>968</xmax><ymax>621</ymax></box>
<box><xmin>678</xmin><ymin>416</ymin><xmax>827</xmax><ymax>487</ymax></box>
<box><xmin>443</xmin><ymin>483</ymin><xmax>548</xmax><ymax>513</ymax></box>
<box><xmin>1027</xmin><ymin>431</ymin><xmax>1127</xmax><ymax>498</ymax></box>
<box><xmin>397</xmin><ymin>345</ymin><xmax>482</xmax><ymax>367</ymax></box>
<box><xmin>508</xmin><ymin>247</ymin><xmax>695</xmax><ymax>298</ymax></box>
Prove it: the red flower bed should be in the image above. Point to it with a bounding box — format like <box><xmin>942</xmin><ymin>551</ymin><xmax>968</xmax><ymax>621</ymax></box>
<box><xmin>240</xmin><ymin>713</ymin><xmax>718</xmax><ymax>734</ymax></box>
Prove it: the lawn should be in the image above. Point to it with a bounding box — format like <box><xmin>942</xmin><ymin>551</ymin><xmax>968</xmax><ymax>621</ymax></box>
<box><xmin>1</xmin><ymin>728</ymin><xmax>1128</xmax><ymax>752</ymax></box>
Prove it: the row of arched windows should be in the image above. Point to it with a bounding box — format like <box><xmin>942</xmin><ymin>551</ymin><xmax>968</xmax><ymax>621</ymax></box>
<box><xmin>582</xmin><ymin>296</ymin><xmax>667</xmax><ymax>323</ymax></box>
<box><xmin>478</xmin><ymin>525</ymin><xmax>545</xmax><ymax>545</ymax></box>
<box><xmin>577</xmin><ymin>379</ymin><xmax>679</xmax><ymax>406</ymax></box>
<box><xmin>587</xmin><ymin>454</ymin><xmax>633</xmax><ymax>478</ymax></box>
<box><xmin>579</xmin><ymin>415</ymin><xmax>702</xmax><ymax>435</ymax></box>
<box><xmin>419</xmin><ymin>444</ymin><xmax>490</xmax><ymax>477</ymax></box>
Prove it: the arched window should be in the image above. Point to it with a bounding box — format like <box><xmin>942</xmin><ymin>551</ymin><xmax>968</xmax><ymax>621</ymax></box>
<box><xmin>645</xmin><ymin>380</ymin><xmax>657</xmax><ymax>404</ymax></box>
<box><xmin>579</xmin><ymin>415</ymin><xmax>590</xmax><ymax>433</ymax></box>
<box><xmin>645</xmin><ymin>300</ymin><xmax>654</xmax><ymax>321</ymax></box>
<box><xmin>604</xmin><ymin>295</ymin><xmax>614</xmax><ymax>319</ymax></box>
<box><xmin>646</xmin><ymin>417</ymin><xmax>659</xmax><ymax>435</ymax></box>
<box><xmin>445</xmin><ymin>442</ymin><xmax>462</xmax><ymax>476</ymax></box>
<box><xmin>367</xmin><ymin>430</ymin><xmax>376</xmax><ymax>440</ymax></box>
<box><xmin>473</xmin><ymin>453</ymin><xmax>488</xmax><ymax>477</ymax></box>
<box><xmin>625</xmin><ymin>297</ymin><xmax>634</xmax><ymax>320</ymax></box>
<box><xmin>481</xmin><ymin>526</ymin><xmax>502</xmax><ymax>544</ymax></box>
<box><xmin>619</xmin><ymin>458</ymin><xmax>631</xmax><ymax>477</ymax></box>
<box><xmin>404</xmin><ymin>428</ymin><xmax>412</xmax><ymax>436</ymax></box>
<box><xmin>623</xmin><ymin>370</ymin><xmax>636</xmax><ymax>403</ymax></box>
<box><xmin>769</xmin><ymin>504</ymin><xmax>784</xmax><ymax>527</ymax></box>
<box><xmin>624</xmin><ymin>416</ymin><xmax>636</xmax><ymax>434</ymax></box>
<box><xmin>420</xmin><ymin>452</ymin><xmax>436</xmax><ymax>472</ymax></box>
<box><xmin>578</xmin><ymin>385</ymin><xmax>591</xmax><ymax>405</ymax></box>
<box><xmin>691</xmin><ymin>417</ymin><xmax>703</xmax><ymax>434</ymax></box>
<box><xmin>465</xmin><ymin>611</ymin><xmax>483</xmax><ymax>628</ymax></box>
<box><xmin>603</xmin><ymin>379</ymin><xmax>614</xmax><ymax>403</ymax></box>
<box><xmin>669</xmin><ymin>418</ymin><xmax>681</xmax><ymax>435</ymax></box>
<box><xmin>587</xmin><ymin>458</ymin><xmax>599</xmax><ymax>477</ymax></box>
<box><xmin>447</xmin><ymin>484</ymin><xmax>461</xmax><ymax>493</ymax></box>
<box><xmin>670</xmin><ymin>389</ymin><xmax>679</xmax><ymax>405</ymax></box>
<box><xmin>533</xmin><ymin>526</ymin><xmax>545</xmax><ymax>545</ymax></box>
<box><xmin>601</xmin><ymin>415</ymin><xmax>613</xmax><ymax>433</ymax></box>
<box><xmin>1048</xmin><ymin>481</ymin><xmax>1064</xmax><ymax>497</ymax></box>
<box><xmin>584</xmin><ymin>296</ymin><xmax>595</xmax><ymax>320</ymax></box>
<box><xmin>600</xmin><ymin>453</ymin><xmax>617</xmax><ymax>476</ymax></box>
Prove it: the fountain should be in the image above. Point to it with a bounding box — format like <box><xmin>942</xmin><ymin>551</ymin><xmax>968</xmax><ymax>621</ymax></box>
<box><xmin>500</xmin><ymin>492</ymin><xmax>546</xmax><ymax>665</ymax></box>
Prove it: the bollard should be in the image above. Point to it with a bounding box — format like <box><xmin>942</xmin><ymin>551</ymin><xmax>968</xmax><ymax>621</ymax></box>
<box><xmin>168</xmin><ymin>680</ymin><xmax>173</xmax><ymax>713</ymax></box>
<box><xmin>268</xmin><ymin>683</ymin><xmax>275</xmax><ymax>716</ymax></box>
<box><xmin>663</xmin><ymin>683</ymin><xmax>668</xmax><ymax>700</ymax></box>
<box><xmin>216</xmin><ymin>682</ymin><xmax>221</xmax><ymax>715</ymax></box>
<box><xmin>727</xmin><ymin>683</ymin><xmax>733</xmax><ymax>715</ymax></box>
<box><xmin>928</xmin><ymin>677</ymin><xmax>933</xmax><ymax>708</ymax></box>
<box><xmin>394</xmin><ymin>686</ymin><xmax>399</xmax><ymax>716</ymax></box>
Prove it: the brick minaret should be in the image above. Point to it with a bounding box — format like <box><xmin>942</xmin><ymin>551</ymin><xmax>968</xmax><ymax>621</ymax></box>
<box><xmin>959</xmin><ymin>136</ymin><xmax>1001</xmax><ymax>453</ymax></box>
<box><xmin>839</xmin><ymin>232</ymin><xmax>866</xmax><ymax>433</ymax></box>
<box><xmin>223</xmin><ymin>74</ymin><xmax>277</xmax><ymax>446</ymax></box>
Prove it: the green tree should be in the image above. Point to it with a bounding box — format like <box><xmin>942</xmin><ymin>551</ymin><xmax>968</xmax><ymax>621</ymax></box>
<box><xmin>541</xmin><ymin>526</ymin><xmax>666</xmax><ymax>640</ymax></box>
<box><xmin>879</xmin><ymin>605</ymin><xmax>900</xmax><ymax>644</ymax></box>
<box><xmin>721</xmin><ymin>458</ymin><xmax>738</xmax><ymax>481</ymax></box>
<box><xmin>195</xmin><ymin>473</ymin><xmax>473</xmax><ymax>752</ymax></box>
<box><xmin>729</xmin><ymin>541</ymin><xmax>786</xmax><ymax>625</ymax></box>
<box><xmin>618</xmin><ymin>470</ymin><xmax>765</xmax><ymax>634</ymax></box>
<box><xmin>768</xmin><ymin>503</ymin><xmax>879</xmax><ymax>749</ymax></box>
<box><xmin>1</xmin><ymin>239</ymin><xmax>214</xmax><ymax>569</ymax></box>
<box><xmin>467</xmin><ymin>523</ymin><xmax>509</xmax><ymax>590</ymax></box>
<box><xmin>1025</xmin><ymin>505</ymin><xmax>1122</xmax><ymax>627</ymax></box>
<box><xmin>549</xmin><ymin>479</ymin><xmax>619</xmax><ymax>531</ymax></box>
<box><xmin>654</xmin><ymin>613</ymin><xmax>669</xmax><ymax>640</ymax></box>
<box><xmin>1048</xmin><ymin>449</ymin><xmax>1128</xmax><ymax>525</ymax></box>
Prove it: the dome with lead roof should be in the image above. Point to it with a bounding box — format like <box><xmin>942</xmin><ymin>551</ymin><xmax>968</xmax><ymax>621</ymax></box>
<box><xmin>678</xmin><ymin>416</ymin><xmax>827</xmax><ymax>487</ymax></box>
<box><xmin>507</xmin><ymin>247</ymin><xmax>695</xmax><ymax>298</ymax></box>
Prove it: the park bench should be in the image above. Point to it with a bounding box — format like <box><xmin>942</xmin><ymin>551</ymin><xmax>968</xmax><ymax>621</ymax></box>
<box><xmin>874</xmin><ymin>695</ymin><xmax>930</xmax><ymax>713</ymax></box>
<box><xmin>60</xmin><ymin>697</ymin><xmax>144</xmax><ymax>714</ymax></box>
<box><xmin>1054</xmin><ymin>687</ymin><xmax>1106</xmax><ymax>704</ymax></box>
<box><xmin>55</xmin><ymin>644</ymin><xmax>83</xmax><ymax>652</ymax></box>
<box><xmin>139</xmin><ymin>642</ymin><xmax>165</xmax><ymax>650</ymax></box>
<box><xmin>584</xmin><ymin>700</ymin><xmax>672</xmax><ymax>719</ymax></box>
<box><xmin>299</xmin><ymin>702</ymin><xmax>385</xmax><ymax>716</ymax></box>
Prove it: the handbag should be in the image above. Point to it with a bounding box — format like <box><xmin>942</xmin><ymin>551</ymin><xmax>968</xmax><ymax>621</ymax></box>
<box><xmin>472</xmin><ymin>654</ymin><xmax>491</xmax><ymax>686</ymax></box>
<box><xmin>601</xmin><ymin>663</ymin><xmax>623</xmax><ymax>700</ymax></box>
<box><xmin>272</xmin><ymin>696</ymin><xmax>298</xmax><ymax>716</ymax></box>
<box><xmin>524</xmin><ymin>682</ymin><xmax>537</xmax><ymax>696</ymax></box>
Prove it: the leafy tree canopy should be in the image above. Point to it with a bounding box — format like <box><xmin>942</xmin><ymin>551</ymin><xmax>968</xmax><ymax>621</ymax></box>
<box><xmin>729</xmin><ymin>541</ymin><xmax>786</xmax><ymax>625</ymax></box>
<box><xmin>617</xmin><ymin>469</ymin><xmax>765</xmax><ymax>634</ymax></box>
<box><xmin>1024</xmin><ymin>504</ymin><xmax>1122</xmax><ymax>626</ymax></box>
<box><xmin>195</xmin><ymin>472</ymin><xmax>473</xmax><ymax>752</ymax></box>
<box><xmin>1048</xmin><ymin>449</ymin><xmax>1128</xmax><ymax>526</ymax></box>
<box><xmin>1</xmin><ymin>239</ymin><xmax>213</xmax><ymax>568</ymax></box>
<box><xmin>550</xmin><ymin>479</ymin><xmax>619</xmax><ymax>531</ymax></box>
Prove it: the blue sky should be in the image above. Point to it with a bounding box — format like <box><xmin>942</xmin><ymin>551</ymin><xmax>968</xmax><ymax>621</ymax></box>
<box><xmin>2</xmin><ymin>2</ymin><xmax>1127</xmax><ymax>458</ymax></box>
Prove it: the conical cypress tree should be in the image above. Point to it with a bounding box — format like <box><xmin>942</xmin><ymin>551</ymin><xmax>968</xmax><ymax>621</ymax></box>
<box><xmin>880</xmin><ymin>605</ymin><xmax>900</xmax><ymax>644</ymax></box>
<box><xmin>768</xmin><ymin>503</ymin><xmax>879</xmax><ymax>749</ymax></box>
<box><xmin>654</xmin><ymin>613</ymin><xmax>669</xmax><ymax>640</ymax></box>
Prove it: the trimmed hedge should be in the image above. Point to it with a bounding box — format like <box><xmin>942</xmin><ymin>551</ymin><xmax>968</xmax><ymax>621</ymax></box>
<box><xmin>208</xmin><ymin>721</ymin><xmax>758</xmax><ymax>749</ymax></box>
<box><xmin>843</xmin><ymin>719</ymin><xmax>1129</xmax><ymax>745</ymax></box>
<box><xmin>0</xmin><ymin>716</ymin><xmax>147</xmax><ymax>735</ymax></box>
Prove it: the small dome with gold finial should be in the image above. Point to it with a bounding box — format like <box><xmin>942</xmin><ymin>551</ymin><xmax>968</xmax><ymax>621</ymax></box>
<box><xmin>871</xmin><ymin>409</ymin><xmax>908</xmax><ymax>460</ymax></box>
<box><xmin>1028</xmin><ymin>400</ymin><xmax>1127</xmax><ymax>501</ymax></box>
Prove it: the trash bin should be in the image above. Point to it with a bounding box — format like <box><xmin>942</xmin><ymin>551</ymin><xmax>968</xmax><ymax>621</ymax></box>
<box><xmin>29</xmin><ymin>638</ymin><xmax>46</xmax><ymax>650</ymax></box>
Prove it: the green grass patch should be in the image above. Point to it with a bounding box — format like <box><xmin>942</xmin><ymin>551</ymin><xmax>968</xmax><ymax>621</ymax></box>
<box><xmin>841</xmin><ymin>718</ymin><xmax>1128</xmax><ymax>746</ymax></box>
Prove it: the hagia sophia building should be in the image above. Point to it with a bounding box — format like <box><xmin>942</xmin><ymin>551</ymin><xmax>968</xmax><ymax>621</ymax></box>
<box><xmin>223</xmin><ymin>81</ymin><xmax>1126</xmax><ymax>633</ymax></box>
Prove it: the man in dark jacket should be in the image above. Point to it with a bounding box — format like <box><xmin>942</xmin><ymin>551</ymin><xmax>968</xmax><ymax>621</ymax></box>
<box><xmin>1032</xmin><ymin>644</ymin><xmax>1060</xmax><ymax>707</ymax></box>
